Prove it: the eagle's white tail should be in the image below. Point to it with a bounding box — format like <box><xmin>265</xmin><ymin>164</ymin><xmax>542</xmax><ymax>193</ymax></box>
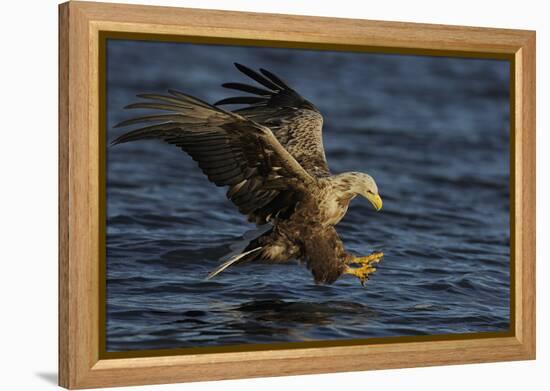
<box><xmin>207</xmin><ymin>247</ymin><xmax>262</xmax><ymax>280</ymax></box>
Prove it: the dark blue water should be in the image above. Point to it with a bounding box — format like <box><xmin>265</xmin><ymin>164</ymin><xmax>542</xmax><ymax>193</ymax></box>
<box><xmin>106</xmin><ymin>40</ymin><xmax>510</xmax><ymax>352</ymax></box>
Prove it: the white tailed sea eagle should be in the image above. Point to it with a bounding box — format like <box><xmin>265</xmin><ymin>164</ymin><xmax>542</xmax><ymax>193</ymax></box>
<box><xmin>113</xmin><ymin>63</ymin><xmax>384</xmax><ymax>285</ymax></box>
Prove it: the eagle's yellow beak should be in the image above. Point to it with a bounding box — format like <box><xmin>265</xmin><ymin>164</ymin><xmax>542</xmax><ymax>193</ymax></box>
<box><xmin>366</xmin><ymin>193</ymin><xmax>383</xmax><ymax>211</ymax></box>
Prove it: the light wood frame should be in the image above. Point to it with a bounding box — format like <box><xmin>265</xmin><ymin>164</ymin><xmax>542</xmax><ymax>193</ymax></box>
<box><xmin>59</xmin><ymin>1</ymin><xmax>536</xmax><ymax>389</ymax></box>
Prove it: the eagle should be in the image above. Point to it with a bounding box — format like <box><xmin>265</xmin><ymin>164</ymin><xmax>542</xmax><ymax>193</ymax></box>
<box><xmin>112</xmin><ymin>63</ymin><xmax>384</xmax><ymax>285</ymax></box>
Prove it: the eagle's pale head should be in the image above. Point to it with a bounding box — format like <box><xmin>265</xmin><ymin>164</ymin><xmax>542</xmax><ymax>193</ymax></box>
<box><xmin>334</xmin><ymin>172</ymin><xmax>383</xmax><ymax>211</ymax></box>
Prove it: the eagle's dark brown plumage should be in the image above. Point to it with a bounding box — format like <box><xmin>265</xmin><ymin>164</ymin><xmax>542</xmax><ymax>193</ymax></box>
<box><xmin>112</xmin><ymin>63</ymin><xmax>383</xmax><ymax>285</ymax></box>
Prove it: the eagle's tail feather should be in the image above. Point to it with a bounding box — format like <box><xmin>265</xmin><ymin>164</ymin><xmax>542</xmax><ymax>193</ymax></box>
<box><xmin>206</xmin><ymin>247</ymin><xmax>262</xmax><ymax>280</ymax></box>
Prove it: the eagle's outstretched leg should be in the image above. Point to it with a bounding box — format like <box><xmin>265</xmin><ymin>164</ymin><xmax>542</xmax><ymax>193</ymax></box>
<box><xmin>349</xmin><ymin>252</ymin><xmax>384</xmax><ymax>265</ymax></box>
<box><xmin>344</xmin><ymin>252</ymin><xmax>384</xmax><ymax>286</ymax></box>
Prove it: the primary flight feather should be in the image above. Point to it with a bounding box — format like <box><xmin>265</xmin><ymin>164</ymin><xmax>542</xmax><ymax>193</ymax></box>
<box><xmin>113</xmin><ymin>63</ymin><xmax>384</xmax><ymax>285</ymax></box>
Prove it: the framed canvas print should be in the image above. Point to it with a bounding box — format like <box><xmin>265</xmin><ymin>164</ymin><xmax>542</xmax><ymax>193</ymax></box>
<box><xmin>58</xmin><ymin>1</ymin><xmax>536</xmax><ymax>389</ymax></box>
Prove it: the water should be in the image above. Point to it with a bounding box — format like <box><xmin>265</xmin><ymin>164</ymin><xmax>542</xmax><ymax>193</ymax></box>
<box><xmin>105</xmin><ymin>40</ymin><xmax>510</xmax><ymax>352</ymax></box>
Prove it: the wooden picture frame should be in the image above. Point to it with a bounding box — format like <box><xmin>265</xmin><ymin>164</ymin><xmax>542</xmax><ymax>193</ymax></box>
<box><xmin>59</xmin><ymin>1</ymin><xmax>536</xmax><ymax>389</ymax></box>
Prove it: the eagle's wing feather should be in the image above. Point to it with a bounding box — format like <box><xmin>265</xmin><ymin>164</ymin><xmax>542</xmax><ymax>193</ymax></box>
<box><xmin>215</xmin><ymin>63</ymin><xmax>331</xmax><ymax>178</ymax></box>
<box><xmin>112</xmin><ymin>90</ymin><xmax>314</xmax><ymax>224</ymax></box>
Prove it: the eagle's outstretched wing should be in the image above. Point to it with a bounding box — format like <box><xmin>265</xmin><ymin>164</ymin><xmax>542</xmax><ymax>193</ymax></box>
<box><xmin>112</xmin><ymin>91</ymin><xmax>315</xmax><ymax>225</ymax></box>
<box><xmin>215</xmin><ymin>63</ymin><xmax>331</xmax><ymax>178</ymax></box>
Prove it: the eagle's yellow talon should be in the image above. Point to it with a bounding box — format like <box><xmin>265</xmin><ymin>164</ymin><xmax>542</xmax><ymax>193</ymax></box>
<box><xmin>345</xmin><ymin>265</ymin><xmax>378</xmax><ymax>286</ymax></box>
<box><xmin>349</xmin><ymin>252</ymin><xmax>384</xmax><ymax>265</ymax></box>
<box><xmin>344</xmin><ymin>252</ymin><xmax>383</xmax><ymax>285</ymax></box>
